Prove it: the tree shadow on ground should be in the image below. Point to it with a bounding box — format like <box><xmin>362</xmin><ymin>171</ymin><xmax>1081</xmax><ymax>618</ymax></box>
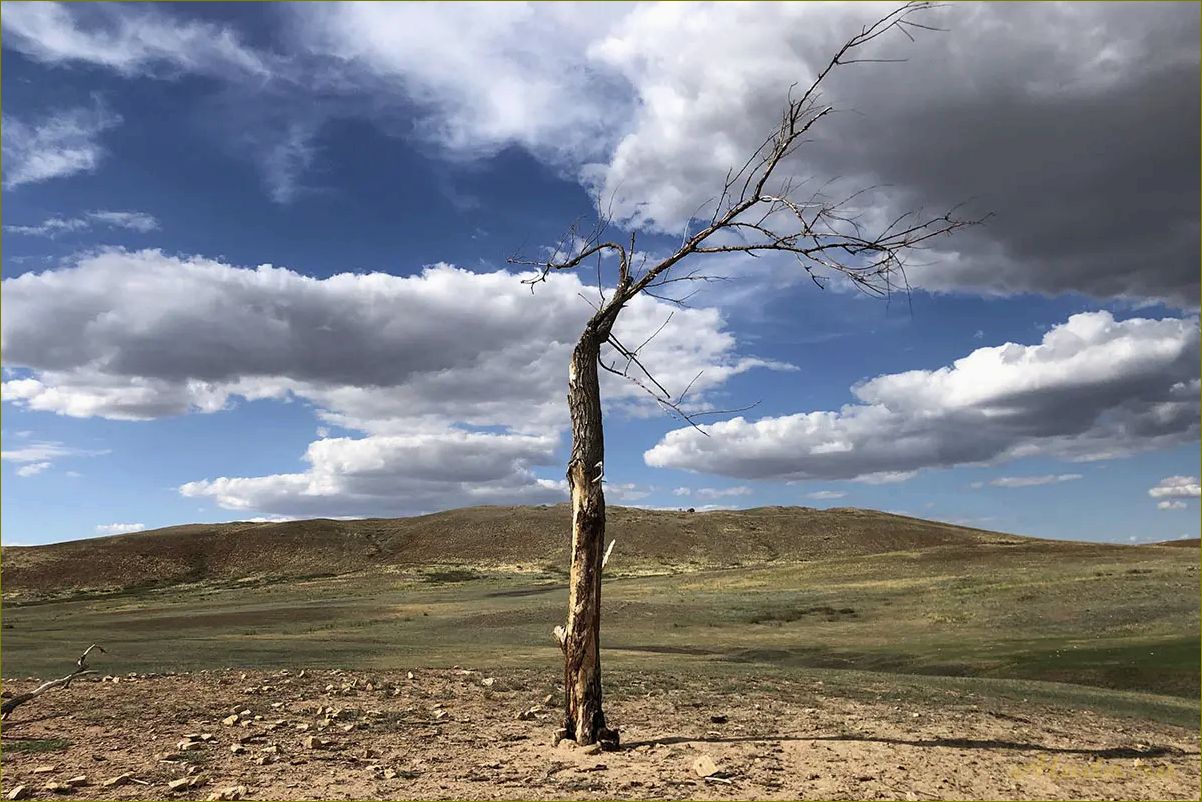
<box><xmin>621</xmin><ymin>733</ymin><xmax>1195</xmax><ymax>759</ymax></box>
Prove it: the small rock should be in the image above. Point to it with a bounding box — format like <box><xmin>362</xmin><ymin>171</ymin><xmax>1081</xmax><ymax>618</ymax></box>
<box><xmin>63</xmin><ymin>777</ymin><xmax>89</xmax><ymax>788</ymax></box>
<box><xmin>7</xmin><ymin>786</ymin><xmax>29</xmax><ymax>800</ymax></box>
<box><xmin>481</xmin><ymin>677</ymin><xmax>497</xmax><ymax>688</ymax></box>
<box><xmin>294</xmin><ymin>723</ymin><xmax>310</xmax><ymax>732</ymax></box>
<box><xmin>177</xmin><ymin>740</ymin><xmax>201</xmax><ymax>751</ymax></box>
<box><xmin>543</xmin><ymin>694</ymin><xmax>555</xmax><ymax>706</ymax></box>
<box><xmin>517</xmin><ymin>706</ymin><xmax>541</xmax><ymax>721</ymax></box>
<box><xmin>693</xmin><ymin>755</ymin><xmax>722</xmax><ymax>778</ymax></box>
<box><xmin>33</xmin><ymin>767</ymin><xmax>56</xmax><ymax>775</ymax></box>
<box><xmin>42</xmin><ymin>783</ymin><xmax>73</xmax><ymax>795</ymax></box>
<box><xmin>581</xmin><ymin>743</ymin><xmax>602</xmax><ymax>755</ymax></box>
<box><xmin>303</xmin><ymin>736</ymin><xmax>329</xmax><ymax>750</ymax></box>
<box><xmin>550</xmin><ymin>728</ymin><xmax>569</xmax><ymax>747</ymax></box>
<box><xmin>710</xmin><ymin>714</ymin><xmax>728</xmax><ymax>724</ymax></box>
<box><xmin>221</xmin><ymin>715</ymin><xmax>240</xmax><ymax>726</ymax></box>
<box><xmin>230</xmin><ymin>744</ymin><xmax>246</xmax><ymax>755</ymax></box>
<box><xmin>406</xmin><ymin>671</ymin><xmax>415</xmax><ymax>680</ymax></box>
<box><xmin>101</xmin><ymin>774</ymin><xmax>133</xmax><ymax>788</ymax></box>
<box><xmin>556</xmin><ymin>738</ymin><xmax>578</xmax><ymax>751</ymax></box>
<box><xmin>206</xmin><ymin>785</ymin><xmax>247</xmax><ymax>801</ymax></box>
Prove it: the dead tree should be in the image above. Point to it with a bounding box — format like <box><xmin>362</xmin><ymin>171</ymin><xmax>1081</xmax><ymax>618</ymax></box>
<box><xmin>509</xmin><ymin>2</ymin><xmax>981</xmax><ymax>747</ymax></box>
<box><xmin>1</xmin><ymin>643</ymin><xmax>104</xmax><ymax>719</ymax></box>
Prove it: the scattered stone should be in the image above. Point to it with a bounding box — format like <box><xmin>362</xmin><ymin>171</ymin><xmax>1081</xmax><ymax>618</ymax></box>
<box><xmin>710</xmin><ymin>714</ymin><xmax>728</xmax><ymax>724</ymax></box>
<box><xmin>551</xmin><ymin>728</ymin><xmax>569</xmax><ymax>747</ymax></box>
<box><xmin>692</xmin><ymin>754</ymin><xmax>723</xmax><ymax>778</ymax></box>
<box><xmin>42</xmin><ymin>783</ymin><xmax>72</xmax><ymax>795</ymax></box>
<box><xmin>101</xmin><ymin>775</ymin><xmax>133</xmax><ymax>788</ymax></box>
<box><xmin>581</xmin><ymin>743</ymin><xmax>602</xmax><ymax>756</ymax></box>
<box><xmin>517</xmin><ymin>706</ymin><xmax>541</xmax><ymax>721</ymax></box>
<box><xmin>481</xmin><ymin>677</ymin><xmax>497</xmax><ymax>688</ymax></box>
<box><xmin>295</xmin><ymin>723</ymin><xmax>310</xmax><ymax>732</ymax></box>
<box><xmin>221</xmin><ymin>715</ymin><xmax>240</xmax><ymax>726</ymax></box>
<box><xmin>33</xmin><ymin>766</ymin><xmax>56</xmax><ymax>775</ymax></box>
<box><xmin>406</xmin><ymin>671</ymin><xmax>415</xmax><ymax>680</ymax></box>
<box><xmin>303</xmin><ymin>736</ymin><xmax>330</xmax><ymax>750</ymax></box>
<box><xmin>556</xmin><ymin>738</ymin><xmax>578</xmax><ymax>752</ymax></box>
<box><xmin>167</xmin><ymin>777</ymin><xmax>198</xmax><ymax>792</ymax></box>
<box><xmin>63</xmin><ymin>777</ymin><xmax>89</xmax><ymax>788</ymax></box>
<box><xmin>542</xmin><ymin>694</ymin><xmax>555</xmax><ymax>706</ymax></box>
<box><xmin>6</xmin><ymin>786</ymin><xmax>29</xmax><ymax>800</ymax></box>
<box><xmin>432</xmin><ymin>710</ymin><xmax>448</xmax><ymax>721</ymax></box>
<box><xmin>230</xmin><ymin>744</ymin><xmax>246</xmax><ymax>755</ymax></box>
<box><xmin>206</xmin><ymin>785</ymin><xmax>248</xmax><ymax>801</ymax></box>
<box><xmin>177</xmin><ymin>740</ymin><xmax>201</xmax><ymax>751</ymax></box>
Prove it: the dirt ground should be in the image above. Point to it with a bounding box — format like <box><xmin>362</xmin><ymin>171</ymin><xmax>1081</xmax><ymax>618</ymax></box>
<box><xmin>1</xmin><ymin>668</ymin><xmax>1197</xmax><ymax>801</ymax></box>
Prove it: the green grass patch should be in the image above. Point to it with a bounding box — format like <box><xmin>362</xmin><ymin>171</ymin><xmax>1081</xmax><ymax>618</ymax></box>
<box><xmin>2</xmin><ymin>738</ymin><xmax>71</xmax><ymax>753</ymax></box>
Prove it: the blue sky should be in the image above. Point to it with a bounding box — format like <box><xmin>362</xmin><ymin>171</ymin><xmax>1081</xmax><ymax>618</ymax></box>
<box><xmin>1</xmin><ymin>2</ymin><xmax>1198</xmax><ymax>546</ymax></box>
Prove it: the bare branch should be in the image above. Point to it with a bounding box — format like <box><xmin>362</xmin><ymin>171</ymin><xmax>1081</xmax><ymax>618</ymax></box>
<box><xmin>2</xmin><ymin>643</ymin><xmax>105</xmax><ymax>719</ymax></box>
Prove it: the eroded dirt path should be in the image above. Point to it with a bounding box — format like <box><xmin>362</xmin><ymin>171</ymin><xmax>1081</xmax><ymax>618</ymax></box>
<box><xmin>1</xmin><ymin>669</ymin><xmax>1197</xmax><ymax>800</ymax></box>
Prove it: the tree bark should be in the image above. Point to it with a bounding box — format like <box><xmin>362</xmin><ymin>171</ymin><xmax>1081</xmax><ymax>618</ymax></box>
<box><xmin>561</xmin><ymin>329</ymin><xmax>618</xmax><ymax>748</ymax></box>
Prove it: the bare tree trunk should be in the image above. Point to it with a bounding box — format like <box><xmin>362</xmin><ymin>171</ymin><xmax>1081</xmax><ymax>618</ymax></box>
<box><xmin>561</xmin><ymin>330</ymin><xmax>618</xmax><ymax>748</ymax></box>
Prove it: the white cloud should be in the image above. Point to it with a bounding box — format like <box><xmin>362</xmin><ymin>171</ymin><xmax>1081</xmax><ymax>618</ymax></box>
<box><xmin>180</xmin><ymin>431</ymin><xmax>566</xmax><ymax>517</ymax></box>
<box><xmin>975</xmin><ymin>473</ymin><xmax>1083</xmax><ymax>489</ymax></box>
<box><xmin>1157</xmin><ymin>500</ymin><xmax>1189</xmax><ymax>511</ymax></box>
<box><xmin>1</xmin><ymin>2</ymin><xmax>270</xmax><ymax>79</ymax></box>
<box><xmin>646</xmin><ymin>311</ymin><xmax>1200</xmax><ymax>482</ymax></box>
<box><xmin>1</xmin><ymin>249</ymin><xmax>780</xmax><ymax>431</ymax></box>
<box><xmin>672</xmin><ymin>487</ymin><xmax>691</xmax><ymax>496</ymax></box>
<box><xmin>1149</xmin><ymin>475</ymin><xmax>1200</xmax><ymax>499</ymax></box>
<box><xmin>95</xmin><ymin>522</ymin><xmax>146</xmax><ymax>535</ymax></box>
<box><xmin>291</xmin><ymin>3</ymin><xmax>628</xmax><ymax>164</ymax></box>
<box><xmin>2</xmin><ymin>101</ymin><xmax>122</xmax><ymax>188</ymax></box>
<box><xmin>5</xmin><ymin>210</ymin><xmax>158</xmax><ymax>237</ymax></box>
<box><xmin>15</xmin><ymin>461</ymin><xmax>51</xmax><ymax>477</ymax></box>
<box><xmin>806</xmin><ymin>490</ymin><xmax>847</xmax><ymax>500</ymax></box>
<box><xmin>695</xmin><ymin>486</ymin><xmax>753</xmax><ymax>499</ymax></box>
<box><xmin>1</xmin><ymin>440</ymin><xmax>105</xmax><ymax>463</ymax></box>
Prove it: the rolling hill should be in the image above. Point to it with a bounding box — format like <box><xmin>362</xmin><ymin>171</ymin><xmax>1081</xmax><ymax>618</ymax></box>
<box><xmin>0</xmin><ymin>504</ymin><xmax>1046</xmax><ymax>600</ymax></box>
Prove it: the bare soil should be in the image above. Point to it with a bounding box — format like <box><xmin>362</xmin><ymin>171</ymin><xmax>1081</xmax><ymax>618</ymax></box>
<box><xmin>2</xmin><ymin>669</ymin><xmax>1197</xmax><ymax>800</ymax></box>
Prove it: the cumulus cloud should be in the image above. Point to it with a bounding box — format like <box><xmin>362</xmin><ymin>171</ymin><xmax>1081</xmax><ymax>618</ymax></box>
<box><xmin>179</xmin><ymin>431</ymin><xmax>566</xmax><ymax>517</ymax></box>
<box><xmin>582</xmin><ymin>3</ymin><xmax>1200</xmax><ymax>307</ymax></box>
<box><xmin>95</xmin><ymin>522</ymin><xmax>146</xmax><ymax>535</ymax></box>
<box><xmin>646</xmin><ymin>311</ymin><xmax>1200</xmax><ymax>482</ymax></box>
<box><xmin>806</xmin><ymin>490</ymin><xmax>847</xmax><ymax>500</ymax></box>
<box><xmin>973</xmin><ymin>474</ymin><xmax>1083</xmax><ymax>489</ymax></box>
<box><xmin>1</xmin><ymin>249</ymin><xmax>777</xmax><ymax>430</ymax></box>
<box><xmin>15</xmin><ymin>461</ymin><xmax>51</xmax><ymax>477</ymax></box>
<box><xmin>5</xmin><ymin>210</ymin><xmax>158</xmax><ymax>237</ymax></box>
<box><xmin>1157</xmin><ymin>500</ymin><xmax>1189</xmax><ymax>511</ymax></box>
<box><xmin>1148</xmin><ymin>475</ymin><xmax>1200</xmax><ymax>500</ymax></box>
<box><xmin>1</xmin><ymin>249</ymin><xmax>780</xmax><ymax>516</ymax></box>
<box><xmin>2</xmin><ymin>101</ymin><xmax>122</xmax><ymax>188</ymax></box>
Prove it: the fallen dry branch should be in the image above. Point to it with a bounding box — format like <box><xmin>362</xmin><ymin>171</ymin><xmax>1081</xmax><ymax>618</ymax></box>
<box><xmin>1</xmin><ymin>643</ymin><xmax>105</xmax><ymax>719</ymax></box>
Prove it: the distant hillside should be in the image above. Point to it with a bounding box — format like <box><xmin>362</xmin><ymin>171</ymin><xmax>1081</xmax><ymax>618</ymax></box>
<box><xmin>1</xmin><ymin>504</ymin><xmax>1046</xmax><ymax>600</ymax></box>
